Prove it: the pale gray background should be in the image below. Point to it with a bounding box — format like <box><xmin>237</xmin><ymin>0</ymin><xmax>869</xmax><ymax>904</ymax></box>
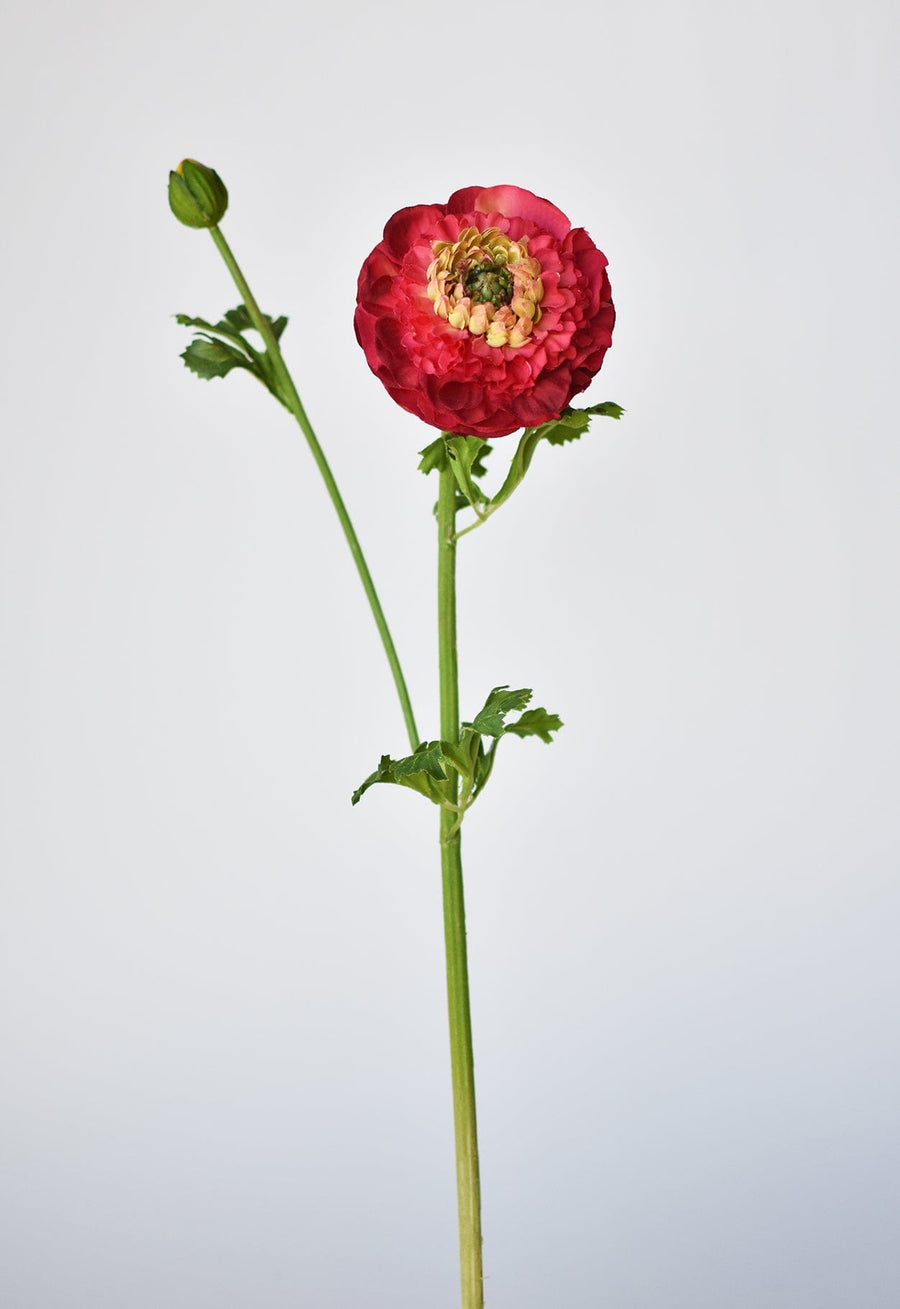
<box><xmin>1</xmin><ymin>1</ymin><xmax>898</xmax><ymax>1305</ymax></box>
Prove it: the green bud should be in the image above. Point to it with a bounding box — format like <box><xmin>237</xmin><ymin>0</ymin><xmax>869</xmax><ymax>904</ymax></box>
<box><xmin>168</xmin><ymin>158</ymin><xmax>228</xmax><ymax>229</ymax></box>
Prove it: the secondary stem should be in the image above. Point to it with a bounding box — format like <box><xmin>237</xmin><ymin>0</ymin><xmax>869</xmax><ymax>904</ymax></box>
<box><xmin>207</xmin><ymin>224</ymin><xmax>420</xmax><ymax>754</ymax></box>
<box><xmin>437</xmin><ymin>460</ymin><xmax>484</xmax><ymax>1309</ymax></box>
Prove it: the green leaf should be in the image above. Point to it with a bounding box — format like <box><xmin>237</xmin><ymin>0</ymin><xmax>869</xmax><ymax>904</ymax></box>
<box><xmin>445</xmin><ymin>436</ymin><xmax>489</xmax><ymax>513</ymax></box>
<box><xmin>176</xmin><ymin>307</ymin><xmax>287</xmax><ymax>361</ymax></box>
<box><xmin>471</xmin><ymin>685</ymin><xmax>533</xmax><ymax>737</ymax></box>
<box><xmin>181</xmin><ymin>337</ymin><xmax>254</xmax><ymax>381</ymax></box>
<box><xmin>354</xmin><ymin>689</ymin><xmax>564</xmax><ymax>818</ymax></box>
<box><xmin>469</xmin><ymin>442</ymin><xmax>493</xmax><ymax>480</ymax></box>
<box><xmin>418</xmin><ymin>437</ymin><xmax>448</xmax><ymax>475</ymax></box>
<box><xmin>471</xmin><ymin>400</ymin><xmax>625</xmax><ymax>516</ymax></box>
<box><xmin>540</xmin><ymin>410</ymin><xmax>590</xmax><ymax>445</ymax></box>
<box><xmin>441</xmin><ymin>727</ymin><xmax>480</xmax><ymax>786</ymax></box>
<box><xmin>176</xmin><ymin>305</ymin><xmax>293</xmax><ymax>406</ymax></box>
<box><xmin>392</xmin><ymin>740</ymin><xmax>448</xmax><ymax>783</ymax></box>
<box><xmin>176</xmin><ymin>312</ymin><xmax>253</xmax><ymax>353</ymax></box>
<box><xmin>222</xmin><ymin>305</ymin><xmax>254</xmax><ymax>332</ymax></box>
<box><xmin>582</xmin><ymin>400</ymin><xmax>625</xmax><ymax>421</ymax></box>
<box><xmin>176</xmin><ymin>312</ymin><xmax>218</xmax><ymax>331</ymax></box>
<box><xmin>419</xmin><ymin>433</ymin><xmax>493</xmax><ymax>484</ymax></box>
<box><xmin>472</xmin><ymin>736</ymin><xmax>500</xmax><ymax>796</ymax></box>
<box><xmin>543</xmin><ymin>401</ymin><xmax>625</xmax><ymax>445</ymax></box>
<box><xmin>351</xmin><ymin>740</ymin><xmax>452</xmax><ymax>806</ymax></box>
<box><xmin>221</xmin><ymin>304</ymin><xmax>289</xmax><ymax>342</ymax></box>
<box><xmin>504</xmin><ymin>707</ymin><xmax>563</xmax><ymax>743</ymax></box>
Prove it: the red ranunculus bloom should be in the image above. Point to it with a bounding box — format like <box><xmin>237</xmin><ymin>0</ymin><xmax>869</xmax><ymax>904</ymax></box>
<box><xmin>354</xmin><ymin>185</ymin><xmax>615</xmax><ymax>438</ymax></box>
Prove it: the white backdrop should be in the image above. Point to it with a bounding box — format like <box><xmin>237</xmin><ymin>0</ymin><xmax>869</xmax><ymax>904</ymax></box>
<box><xmin>2</xmin><ymin>2</ymin><xmax>899</xmax><ymax>1305</ymax></box>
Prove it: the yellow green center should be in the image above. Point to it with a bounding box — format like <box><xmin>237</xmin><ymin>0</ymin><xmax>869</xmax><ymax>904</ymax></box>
<box><xmin>464</xmin><ymin>262</ymin><xmax>514</xmax><ymax>306</ymax></box>
<box><xmin>426</xmin><ymin>227</ymin><xmax>544</xmax><ymax>348</ymax></box>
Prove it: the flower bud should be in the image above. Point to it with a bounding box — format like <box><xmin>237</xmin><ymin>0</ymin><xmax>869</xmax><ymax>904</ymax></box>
<box><xmin>168</xmin><ymin>159</ymin><xmax>228</xmax><ymax>228</ymax></box>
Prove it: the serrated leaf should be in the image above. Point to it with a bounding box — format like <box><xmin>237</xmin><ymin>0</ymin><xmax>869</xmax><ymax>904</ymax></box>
<box><xmin>176</xmin><ymin>306</ymin><xmax>288</xmax><ymax>360</ymax></box>
<box><xmin>220</xmin><ymin>304</ymin><xmax>289</xmax><ymax>342</ymax></box>
<box><xmin>222</xmin><ymin>305</ymin><xmax>254</xmax><ymax>332</ymax></box>
<box><xmin>392</xmin><ymin>740</ymin><xmax>448</xmax><ymax>782</ymax></box>
<box><xmin>469</xmin><ymin>442</ymin><xmax>493</xmax><ymax>480</ymax></box>
<box><xmin>175</xmin><ymin>312</ymin><xmax>218</xmax><ymax>331</ymax></box>
<box><xmin>418</xmin><ymin>437</ymin><xmax>448</xmax><ymax>475</ymax></box>
<box><xmin>181</xmin><ymin>337</ymin><xmax>253</xmax><ymax>381</ymax></box>
<box><xmin>471</xmin><ymin>685</ymin><xmax>533</xmax><ymax>737</ymax></box>
<box><xmin>582</xmin><ymin>400</ymin><xmax>625</xmax><ymax>421</ymax></box>
<box><xmin>351</xmin><ymin>740</ymin><xmax>453</xmax><ymax>806</ymax></box>
<box><xmin>478</xmin><ymin>401</ymin><xmax>626</xmax><ymax>514</ymax></box>
<box><xmin>175</xmin><ymin>312</ymin><xmax>251</xmax><ymax>352</ymax></box>
<box><xmin>543</xmin><ymin>401</ymin><xmax>624</xmax><ymax>445</ymax></box>
<box><xmin>504</xmin><ymin>707</ymin><xmax>563</xmax><ymax>743</ymax></box>
<box><xmin>176</xmin><ymin>303</ymin><xmax>295</xmax><ymax>406</ymax></box>
<box><xmin>540</xmin><ymin>410</ymin><xmax>590</xmax><ymax>445</ymax></box>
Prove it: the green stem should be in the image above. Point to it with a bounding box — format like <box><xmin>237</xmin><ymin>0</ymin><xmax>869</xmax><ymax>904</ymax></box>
<box><xmin>207</xmin><ymin>224</ymin><xmax>420</xmax><ymax>754</ymax></box>
<box><xmin>453</xmin><ymin>506</ymin><xmax>496</xmax><ymax>541</ymax></box>
<box><xmin>438</xmin><ymin>460</ymin><xmax>484</xmax><ymax>1309</ymax></box>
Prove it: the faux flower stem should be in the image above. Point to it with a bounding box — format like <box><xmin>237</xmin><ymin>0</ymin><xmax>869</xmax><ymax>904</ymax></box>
<box><xmin>207</xmin><ymin>224</ymin><xmax>420</xmax><ymax>753</ymax></box>
<box><xmin>437</xmin><ymin>459</ymin><xmax>484</xmax><ymax>1309</ymax></box>
<box><xmin>453</xmin><ymin>508</ymin><xmax>496</xmax><ymax>542</ymax></box>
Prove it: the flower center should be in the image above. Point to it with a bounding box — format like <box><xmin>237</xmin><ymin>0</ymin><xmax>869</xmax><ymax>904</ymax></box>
<box><xmin>463</xmin><ymin>262</ymin><xmax>513</xmax><ymax>307</ymax></box>
<box><xmin>426</xmin><ymin>226</ymin><xmax>543</xmax><ymax>349</ymax></box>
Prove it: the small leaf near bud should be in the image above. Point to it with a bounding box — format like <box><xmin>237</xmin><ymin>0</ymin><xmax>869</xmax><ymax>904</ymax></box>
<box><xmin>168</xmin><ymin>159</ymin><xmax>228</xmax><ymax>229</ymax></box>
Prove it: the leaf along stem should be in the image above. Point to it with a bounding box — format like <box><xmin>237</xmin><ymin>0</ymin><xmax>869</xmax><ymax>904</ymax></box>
<box><xmin>437</xmin><ymin>458</ymin><xmax>484</xmax><ymax>1309</ymax></box>
<box><xmin>207</xmin><ymin>224</ymin><xmax>420</xmax><ymax>754</ymax></box>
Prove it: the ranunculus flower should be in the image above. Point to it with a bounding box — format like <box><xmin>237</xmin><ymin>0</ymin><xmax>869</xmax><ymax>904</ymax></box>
<box><xmin>354</xmin><ymin>185</ymin><xmax>615</xmax><ymax>438</ymax></box>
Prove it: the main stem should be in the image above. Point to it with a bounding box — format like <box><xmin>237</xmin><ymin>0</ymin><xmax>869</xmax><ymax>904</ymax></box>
<box><xmin>208</xmin><ymin>224</ymin><xmax>420</xmax><ymax>754</ymax></box>
<box><xmin>437</xmin><ymin>461</ymin><xmax>484</xmax><ymax>1308</ymax></box>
